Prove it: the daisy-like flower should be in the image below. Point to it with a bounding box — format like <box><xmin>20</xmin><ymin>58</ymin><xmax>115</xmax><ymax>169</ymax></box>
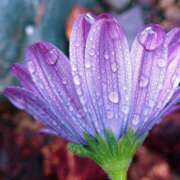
<box><xmin>4</xmin><ymin>14</ymin><xmax>180</xmax><ymax>180</ymax></box>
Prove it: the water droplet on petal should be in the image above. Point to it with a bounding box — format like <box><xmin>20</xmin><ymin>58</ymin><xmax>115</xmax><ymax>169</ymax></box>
<box><xmin>132</xmin><ymin>114</ymin><xmax>140</xmax><ymax>125</ymax></box>
<box><xmin>104</xmin><ymin>51</ymin><xmax>109</xmax><ymax>60</ymax></box>
<box><xmin>62</xmin><ymin>79</ymin><xmax>67</xmax><ymax>85</ymax></box>
<box><xmin>139</xmin><ymin>76</ymin><xmax>149</xmax><ymax>88</ymax></box>
<box><xmin>107</xmin><ymin>111</ymin><xmax>114</xmax><ymax>119</ymax></box>
<box><xmin>111</xmin><ymin>63</ymin><xmax>117</xmax><ymax>72</ymax></box>
<box><xmin>46</xmin><ymin>48</ymin><xmax>59</xmax><ymax>65</ymax></box>
<box><xmin>157</xmin><ymin>59</ymin><xmax>166</xmax><ymax>68</ymax></box>
<box><xmin>89</xmin><ymin>49</ymin><xmax>95</xmax><ymax>56</ymax></box>
<box><xmin>85</xmin><ymin>13</ymin><xmax>95</xmax><ymax>24</ymax></box>
<box><xmin>85</xmin><ymin>61</ymin><xmax>91</xmax><ymax>68</ymax></box>
<box><xmin>138</xmin><ymin>25</ymin><xmax>165</xmax><ymax>51</ymax></box>
<box><xmin>74</xmin><ymin>76</ymin><xmax>81</xmax><ymax>86</ymax></box>
<box><xmin>69</xmin><ymin>106</ymin><xmax>73</xmax><ymax>111</ymax></box>
<box><xmin>143</xmin><ymin>108</ymin><xmax>149</xmax><ymax>116</ymax></box>
<box><xmin>76</xmin><ymin>87</ymin><xmax>82</xmax><ymax>95</ymax></box>
<box><xmin>28</xmin><ymin>61</ymin><xmax>36</xmax><ymax>74</ymax></box>
<box><xmin>109</xmin><ymin>91</ymin><xmax>119</xmax><ymax>103</ymax></box>
<box><xmin>122</xmin><ymin>105</ymin><xmax>129</xmax><ymax>114</ymax></box>
<box><xmin>148</xmin><ymin>99</ymin><xmax>154</xmax><ymax>107</ymax></box>
<box><xmin>80</xmin><ymin>97</ymin><xmax>86</xmax><ymax>105</ymax></box>
<box><xmin>71</xmin><ymin>65</ymin><xmax>77</xmax><ymax>72</ymax></box>
<box><xmin>75</xmin><ymin>42</ymin><xmax>80</xmax><ymax>47</ymax></box>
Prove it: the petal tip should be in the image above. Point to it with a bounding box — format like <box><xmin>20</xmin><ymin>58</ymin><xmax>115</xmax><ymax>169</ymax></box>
<box><xmin>137</xmin><ymin>24</ymin><xmax>166</xmax><ymax>51</ymax></box>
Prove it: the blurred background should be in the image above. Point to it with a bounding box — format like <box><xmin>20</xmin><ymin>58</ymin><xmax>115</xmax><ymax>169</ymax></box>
<box><xmin>0</xmin><ymin>0</ymin><xmax>179</xmax><ymax>179</ymax></box>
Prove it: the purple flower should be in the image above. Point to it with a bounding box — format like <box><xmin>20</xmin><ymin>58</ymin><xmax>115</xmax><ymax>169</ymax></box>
<box><xmin>4</xmin><ymin>14</ymin><xmax>180</xmax><ymax>144</ymax></box>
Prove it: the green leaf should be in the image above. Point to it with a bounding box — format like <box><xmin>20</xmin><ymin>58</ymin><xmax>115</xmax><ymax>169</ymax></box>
<box><xmin>68</xmin><ymin>129</ymin><xmax>144</xmax><ymax>180</ymax></box>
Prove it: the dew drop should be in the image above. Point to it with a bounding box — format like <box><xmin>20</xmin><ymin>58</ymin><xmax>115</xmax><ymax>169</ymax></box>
<box><xmin>139</xmin><ymin>76</ymin><xmax>149</xmax><ymax>88</ymax></box>
<box><xmin>69</xmin><ymin>106</ymin><xmax>73</xmax><ymax>111</ymax></box>
<box><xmin>107</xmin><ymin>111</ymin><xmax>114</xmax><ymax>119</ymax></box>
<box><xmin>138</xmin><ymin>25</ymin><xmax>165</xmax><ymax>51</ymax></box>
<box><xmin>148</xmin><ymin>99</ymin><xmax>154</xmax><ymax>107</ymax></box>
<box><xmin>71</xmin><ymin>65</ymin><xmax>77</xmax><ymax>72</ymax></box>
<box><xmin>104</xmin><ymin>51</ymin><xmax>109</xmax><ymax>60</ymax></box>
<box><xmin>157</xmin><ymin>59</ymin><xmax>166</xmax><ymax>68</ymax></box>
<box><xmin>85</xmin><ymin>13</ymin><xmax>95</xmax><ymax>24</ymax></box>
<box><xmin>28</xmin><ymin>61</ymin><xmax>36</xmax><ymax>74</ymax></box>
<box><xmin>85</xmin><ymin>61</ymin><xmax>91</xmax><ymax>68</ymax></box>
<box><xmin>75</xmin><ymin>42</ymin><xmax>80</xmax><ymax>47</ymax></box>
<box><xmin>80</xmin><ymin>97</ymin><xmax>86</xmax><ymax>105</ymax></box>
<box><xmin>76</xmin><ymin>87</ymin><xmax>82</xmax><ymax>95</ymax></box>
<box><xmin>111</xmin><ymin>63</ymin><xmax>117</xmax><ymax>72</ymax></box>
<box><xmin>89</xmin><ymin>49</ymin><xmax>95</xmax><ymax>56</ymax></box>
<box><xmin>132</xmin><ymin>114</ymin><xmax>140</xmax><ymax>125</ymax></box>
<box><xmin>62</xmin><ymin>79</ymin><xmax>67</xmax><ymax>85</ymax></box>
<box><xmin>73</xmin><ymin>76</ymin><xmax>81</xmax><ymax>86</ymax></box>
<box><xmin>143</xmin><ymin>108</ymin><xmax>149</xmax><ymax>116</ymax></box>
<box><xmin>122</xmin><ymin>105</ymin><xmax>129</xmax><ymax>114</ymax></box>
<box><xmin>89</xmin><ymin>36</ymin><xmax>93</xmax><ymax>41</ymax></box>
<box><xmin>46</xmin><ymin>48</ymin><xmax>59</xmax><ymax>65</ymax></box>
<box><xmin>108</xmin><ymin>91</ymin><xmax>119</xmax><ymax>103</ymax></box>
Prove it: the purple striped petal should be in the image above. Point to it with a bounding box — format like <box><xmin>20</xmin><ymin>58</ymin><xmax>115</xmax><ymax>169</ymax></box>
<box><xmin>70</xmin><ymin>14</ymin><xmax>103</xmax><ymax>134</ymax></box>
<box><xmin>4</xmin><ymin>87</ymin><xmax>83</xmax><ymax>143</ymax></box>
<box><xmin>129</xmin><ymin>26</ymin><xmax>180</xmax><ymax>134</ymax></box>
<box><xmin>39</xmin><ymin>128</ymin><xmax>59</xmax><ymax>136</ymax></box>
<box><xmin>70</xmin><ymin>14</ymin><xmax>132</xmax><ymax>137</ymax></box>
<box><xmin>138</xmin><ymin>88</ymin><xmax>180</xmax><ymax>136</ymax></box>
<box><xmin>128</xmin><ymin>25</ymin><xmax>167</xmax><ymax>130</ymax></box>
<box><xmin>11</xmin><ymin>64</ymin><xmax>39</xmax><ymax>95</ymax></box>
<box><xmin>85</xmin><ymin>17</ymin><xmax>133</xmax><ymax>137</ymax></box>
<box><xmin>26</xmin><ymin>42</ymin><xmax>94</xmax><ymax>137</ymax></box>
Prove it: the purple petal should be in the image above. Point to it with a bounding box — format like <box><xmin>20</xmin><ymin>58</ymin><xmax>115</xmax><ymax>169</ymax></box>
<box><xmin>128</xmin><ymin>25</ymin><xmax>168</xmax><ymax>130</ymax></box>
<box><xmin>70</xmin><ymin>14</ymin><xmax>104</xmax><ymax>134</ymax></box>
<box><xmin>70</xmin><ymin>14</ymin><xmax>132</xmax><ymax>137</ymax></box>
<box><xmin>11</xmin><ymin>64</ymin><xmax>40</xmax><ymax>95</ymax></box>
<box><xmin>138</xmin><ymin>88</ymin><xmax>180</xmax><ymax>137</ymax></box>
<box><xmin>26</xmin><ymin>42</ymin><xmax>94</xmax><ymax>136</ymax></box>
<box><xmin>85</xmin><ymin>18</ymin><xmax>133</xmax><ymax>137</ymax></box>
<box><xmin>4</xmin><ymin>87</ymin><xmax>83</xmax><ymax>143</ymax></box>
<box><xmin>39</xmin><ymin>128</ymin><xmax>58</xmax><ymax>136</ymax></box>
<box><xmin>137</xmin><ymin>24</ymin><xmax>165</xmax><ymax>51</ymax></box>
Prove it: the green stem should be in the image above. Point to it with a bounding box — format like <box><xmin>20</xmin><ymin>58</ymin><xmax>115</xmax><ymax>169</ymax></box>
<box><xmin>108</xmin><ymin>169</ymin><xmax>127</xmax><ymax>180</ymax></box>
<box><xmin>102</xmin><ymin>161</ymin><xmax>129</xmax><ymax>180</ymax></box>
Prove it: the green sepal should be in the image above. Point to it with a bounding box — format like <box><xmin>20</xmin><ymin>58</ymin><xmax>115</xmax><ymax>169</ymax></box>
<box><xmin>68</xmin><ymin>129</ymin><xmax>143</xmax><ymax>180</ymax></box>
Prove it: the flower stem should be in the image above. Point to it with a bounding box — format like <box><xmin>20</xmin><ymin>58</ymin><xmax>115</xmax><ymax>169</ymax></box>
<box><xmin>102</xmin><ymin>160</ymin><xmax>129</xmax><ymax>180</ymax></box>
<box><xmin>108</xmin><ymin>169</ymin><xmax>127</xmax><ymax>180</ymax></box>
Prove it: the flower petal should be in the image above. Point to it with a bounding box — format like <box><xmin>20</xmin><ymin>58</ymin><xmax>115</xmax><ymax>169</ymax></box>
<box><xmin>4</xmin><ymin>87</ymin><xmax>83</xmax><ymax>143</ymax></box>
<box><xmin>138</xmin><ymin>88</ymin><xmax>180</xmax><ymax>137</ymax></box>
<box><xmin>26</xmin><ymin>42</ymin><xmax>95</xmax><ymax>136</ymax></box>
<box><xmin>129</xmin><ymin>25</ymin><xmax>168</xmax><ymax>131</ymax></box>
<box><xmin>11</xmin><ymin>64</ymin><xmax>40</xmax><ymax>95</ymax></box>
<box><xmin>70</xmin><ymin>14</ymin><xmax>102</xmax><ymax>133</ymax></box>
<box><xmin>149</xmin><ymin>28</ymin><xmax>180</xmax><ymax>116</ymax></box>
<box><xmin>83</xmin><ymin>17</ymin><xmax>131</xmax><ymax>137</ymax></box>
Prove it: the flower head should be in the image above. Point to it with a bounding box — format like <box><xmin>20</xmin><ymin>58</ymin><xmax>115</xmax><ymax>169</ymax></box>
<box><xmin>4</xmin><ymin>14</ymin><xmax>180</xmax><ymax>145</ymax></box>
